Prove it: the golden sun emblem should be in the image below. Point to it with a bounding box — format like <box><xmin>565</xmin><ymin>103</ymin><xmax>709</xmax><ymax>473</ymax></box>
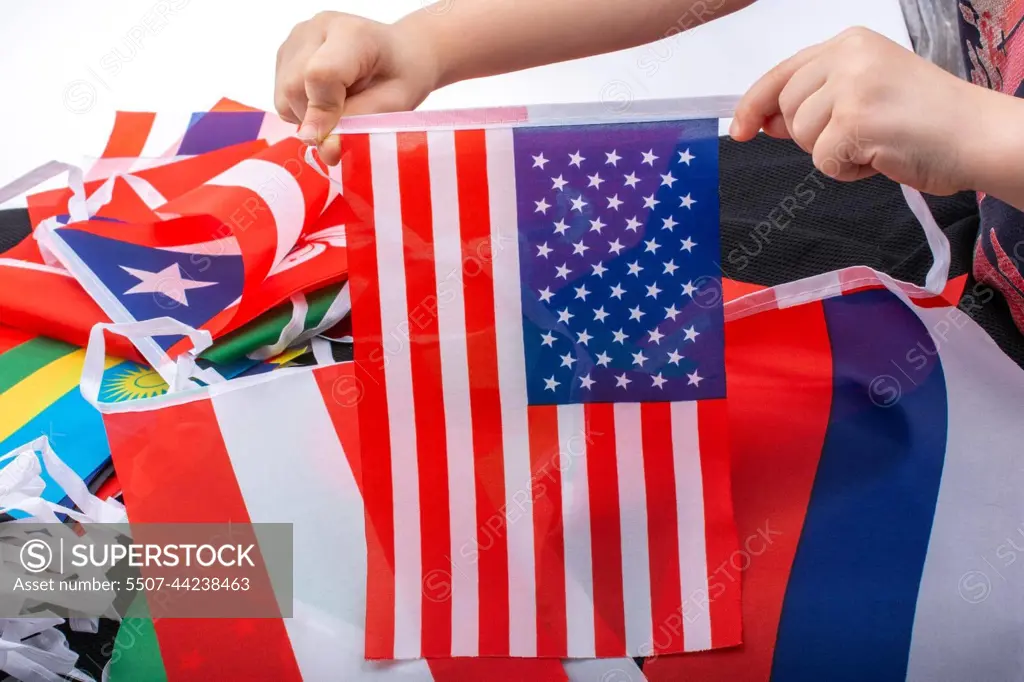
<box><xmin>101</xmin><ymin>364</ymin><xmax>170</xmax><ymax>402</ymax></box>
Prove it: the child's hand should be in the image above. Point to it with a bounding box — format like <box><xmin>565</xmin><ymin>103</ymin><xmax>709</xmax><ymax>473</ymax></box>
<box><xmin>274</xmin><ymin>11</ymin><xmax>440</xmax><ymax>165</ymax></box>
<box><xmin>729</xmin><ymin>27</ymin><xmax>984</xmax><ymax>195</ymax></box>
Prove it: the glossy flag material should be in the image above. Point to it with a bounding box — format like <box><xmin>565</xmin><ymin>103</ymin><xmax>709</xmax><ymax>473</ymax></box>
<box><xmin>343</xmin><ymin>115</ymin><xmax>739</xmax><ymax>660</ymax></box>
<box><xmin>0</xmin><ymin>99</ymin><xmax>351</xmax><ymax>374</ymax></box>
<box><xmin>102</xmin><ymin>363</ymin><xmax>647</xmax><ymax>682</ymax></box>
<box><xmin>644</xmin><ymin>266</ymin><xmax>1024</xmax><ymax>682</ymax></box>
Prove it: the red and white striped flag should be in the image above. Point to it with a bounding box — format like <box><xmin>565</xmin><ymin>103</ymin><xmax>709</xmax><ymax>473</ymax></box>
<box><xmin>344</xmin><ymin>113</ymin><xmax>742</xmax><ymax>660</ymax></box>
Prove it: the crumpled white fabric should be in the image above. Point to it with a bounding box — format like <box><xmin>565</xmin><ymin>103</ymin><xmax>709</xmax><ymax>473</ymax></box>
<box><xmin>0</xmin><ymin>436</ymin><xmax>129</xmax><ymax>682</ymax></box>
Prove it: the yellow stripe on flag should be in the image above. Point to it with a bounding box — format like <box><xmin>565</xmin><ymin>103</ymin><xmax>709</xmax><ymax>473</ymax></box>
<box><xmin>0</xmin><ymin>350</ymin><xmax>120</xmax><ymax>443</ymax></box>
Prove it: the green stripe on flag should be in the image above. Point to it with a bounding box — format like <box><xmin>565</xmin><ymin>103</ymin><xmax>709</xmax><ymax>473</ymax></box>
<box><xmin>0</xmin><ymin>336</ymin><xmax>77</xmax><ymax>394</ymax></box>
<box><xmin>201</xmin><ymin>282</ymin><xmax>346</xmax><ymax>366</ymax></box>
<box><xmin>106</xmin><ymin>594</ymin><xmax>168</xmax><ymax>682</ymax></box>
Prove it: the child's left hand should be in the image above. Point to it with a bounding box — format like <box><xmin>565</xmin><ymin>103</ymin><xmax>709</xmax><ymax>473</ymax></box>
<box><xmin>729</xmin><ymin>27</ymin><xmax>987</xmax><ymax>195</ymax></box>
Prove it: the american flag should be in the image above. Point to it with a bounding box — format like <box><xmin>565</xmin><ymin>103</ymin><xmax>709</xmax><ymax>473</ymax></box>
<box><xmin>345</xmin><ymin>117</ymin><xmax>740</xmax><ymax>661</ymax></box>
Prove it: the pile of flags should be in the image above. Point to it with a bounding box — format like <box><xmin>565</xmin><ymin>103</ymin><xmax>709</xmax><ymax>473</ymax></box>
<box><xmin>0</xmin><ymin>96</ymin><xmax>1022</xmax><ymax>682</ymax></box>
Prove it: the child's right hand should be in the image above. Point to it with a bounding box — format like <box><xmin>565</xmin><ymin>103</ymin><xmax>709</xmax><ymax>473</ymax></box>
<box><xmin>274</xmin><ymin>11</ymin><xmax>440</xmax><ymax>165</ymax></box>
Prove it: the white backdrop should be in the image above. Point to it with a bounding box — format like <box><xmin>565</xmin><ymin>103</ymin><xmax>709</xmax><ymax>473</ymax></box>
<box><xmin>0</xmin><ymin>0</ymin><xmax>909</xmax><ymax>194</ymax></box>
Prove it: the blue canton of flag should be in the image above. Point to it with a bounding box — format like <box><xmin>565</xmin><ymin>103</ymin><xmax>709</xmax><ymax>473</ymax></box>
<box><xmin>514</xmin><ymin>119</ymin><xmax>724</xmax><ymax>405</ymax></box>
<box><xmin>56</xmin><ymin>228</ymin><xmax>244</xmax><ymax>351</ymax></box>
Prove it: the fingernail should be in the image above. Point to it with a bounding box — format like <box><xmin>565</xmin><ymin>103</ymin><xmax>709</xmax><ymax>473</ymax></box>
<box><xmin>728</xmin><ymin>119</ymin><xmax>739</xmax><ymax>138</ymax></box>
<box><xmin>297</xmin><ymin>124</ymin><xmax>317</xmax><ymax>143</ymax></box>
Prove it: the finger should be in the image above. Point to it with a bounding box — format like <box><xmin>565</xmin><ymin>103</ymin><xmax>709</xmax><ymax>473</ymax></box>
<box><xmin>787</xmin><ymin>84</ymin><xmax>834</xmax><ymax>154</ymax></box>
<box><xmin>812</xmin><ymin>119</ymin><xmax>875</xmax><ymax>182</ymax></box>
<box><xmin>777</xmin><ymin>57</ymin><xmax>830</xmax><ymax>130</ymax></box>
<box><xmin>761</xmin><ymin>113</ymin><xmax>791</xmax><ymax>139</ymax></box>
<box><xmin>276</xmin><ymin>40</ymin><xmax>321</xmax><ymax>125</ymax></box>
<box><xmin>344</xmin><ymin>81</ymin><xmax>417</xmax><ymax>117</ymax></box>
<box><xmin>300</xmin><ymin>30</ymin><xmax>371</xmax><ymax>143</ymax></box>
<box><xmin>732</xmin><ymin>32</ymin><xmax>848</xmax><ymax>141</ymax></box>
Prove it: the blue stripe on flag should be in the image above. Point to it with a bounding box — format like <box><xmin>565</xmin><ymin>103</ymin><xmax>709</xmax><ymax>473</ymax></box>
<box><xmin>771</xmin><ymin>289</ymin><xmax>948</xmax><ymax>681</ymax></box>
<box><xmin>178</xmin><ymin>111</ymin><xmax>266</xmax><ymax>155</ymax></box>
<box><xmin>0</xmin><ymin>386</ymin><xmax>113</xmax><ymax>513</ymax></box>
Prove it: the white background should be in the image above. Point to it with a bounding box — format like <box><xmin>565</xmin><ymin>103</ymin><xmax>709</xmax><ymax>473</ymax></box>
<box><xmin>0</xmin><ymin>0</ymin><xmax>909</xmax><ymax>194</ymax></box>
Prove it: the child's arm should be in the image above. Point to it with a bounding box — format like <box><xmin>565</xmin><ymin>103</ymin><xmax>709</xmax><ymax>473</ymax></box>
<box><xmin>404</xmin><ymin>0</ymin><xmax>755</xmax><ymax>90</ymax></box>
<box><xmin>276</xmin><ymin>0</ymin><xmax>756</xmax><ymax>164</ymax></box>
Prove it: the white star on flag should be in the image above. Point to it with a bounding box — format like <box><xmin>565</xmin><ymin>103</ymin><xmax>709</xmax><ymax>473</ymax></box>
<box><xmin>678</xmin><ymin>148</ymin><xmax>695</xmax><ymax>165</ymax></box>
<box><xmin>121</xmin><ymin>263</ymin><xmax>216</xmax><ymax>307</ymax></box>
<box><xmin>535</xmin><ymin>198</ymin><xmax>551</xmax><ymax>214</ymax></box>
<box><xmin>680</xmin><ymin>193</ymin><xmax>697</xmax><ymax>209</ymax></box>
<box><xmin>681</xmin><ymin>236</ymin><xmax>697</xmax><ymax>252</ymax></box>
<box><xmin>641</xmin><ymin>149</ymin><xmax>659</xmax><ymax>166</ymax></box>
<box><xmin>605</xmin><ymin>150</ymin><xmax>622</xmax><ymax>166</ymax></box>
<box><xmin>579</xmin><ymin>374</ymin><xmax>596</xmax><ymax>389</ymax></box>
<box><xmin>552</xmin><ymin>175</ymin><xmax>569</xmax><ymax>191</ymax></box>
<box><xmin>569</xmin><ymin>151</ymin><xmax>586</xmax><ymax>168</ymax></box>
<box><xmin>532</xmin><ymin>153</ymin><xmax>549</xmax><ymax>169</ymax></box>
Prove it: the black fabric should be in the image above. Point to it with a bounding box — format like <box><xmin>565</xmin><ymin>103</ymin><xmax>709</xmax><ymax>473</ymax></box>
<box><xmin>718</xmin><ymin>134</ymin><xmax>1024</xmax><ymax>368</ymax></box>
<box><xmin>0</xmin><ymin>208</ymin><xmax>30</xmax><ymax>254</ymax></box>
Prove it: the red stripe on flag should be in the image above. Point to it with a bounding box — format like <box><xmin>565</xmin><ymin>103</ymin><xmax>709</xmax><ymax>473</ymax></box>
<box><xmin>397</xmin><ymin>131</ymin><xmax>454</xmax><ymax>655</ymax></box>
<box><xmin>0</xmin><ymin>325</ymin><xmax>34</xmax><ymax>354</ymax></box>
<box><xmin>646</xmin><ymin>301</ymin><xmax>833</xmax><ymax>681</ymax></box>
<box><xmin>640</xmin><ymin>402</ymin><xmax>685</xmax><ymax>654</ymax></box>
<box><xmin>696</xmin><ymin>399</ymin><xmax>742</xmax><ymax>648</ymax></box>
<box><xmin>343</xmin><ymin>132</ymin><xmax>397</xmax><ymax>660</ymax></box>
<box><xmin>103</xmin><ymin>401</ymin><xmax>303</xmax><ymax>681</ymax></box>
<box><xmin>102</xmin><ymin>111</ymin><xmax>156</xmax><ymax>158</ymax></box>
<box><xmin>428</xmin><ymin>658</ymin><xmax>568</xmax><ymax>682</ymax></box>
<box><xmin>584</xmin><ymin>403</ymin><xmax>627</xmax><ymax>657</ymax></box>
<box><xmin>529</xmin><ymin>405</ymin><xmax>568</xmax><ymax>657</ymax></box>
<box><xmin>455</xmin><ymin>129</ymin><xmax>510</xmax><ymax>656</ymax></box>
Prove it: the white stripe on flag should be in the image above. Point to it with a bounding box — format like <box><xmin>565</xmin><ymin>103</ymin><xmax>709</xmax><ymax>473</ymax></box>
<box><xmin>614</xmin><ymin>403</ymin><xmax>654</xmax><ymax>652</ymax></box>
<box><xmin>142</xmin><ymin>113</ymin><xmax>193</xmax><ymax>157</ymax></box>
<box><xmin>558</xmin><ymin>403</ymin><xmax>596</xmax><ymax>658</ymax></box>
<box><xmin>427</xmin><ymin>129</ymin><xmax>480</xmax><ymax>657</ymax></box>
<box><xmin>211</xmin><ymin>371</ymin><xmax>353</xmax><ymax>679</ymax></box>
<box><xmin>207</xmin><ymin>159</ymin><xmax>306</xmax><ymax>270</ymax></box>
<box><xmin>486</xmin><ymin>127</ymin><xmax>538</xmax><ymax>656</ymax></box>
<box><xmin>670</xmin><ymin>402</ymin><xmax>712</xmax><ymax>651</ymax></box>
<box><xmin>213</xmin><ymin>370</ymin><xmax>438</xmax><ymax>681</ymax></box>
<box><xmin>371</xmin><ymin>132</ymin><xmax>423</xmax><ymax>659</ymax></box>
<box><xmin>905</xmin><ymin>306</ymin><xmax>1024</xmax><ymax>682</ymax></box>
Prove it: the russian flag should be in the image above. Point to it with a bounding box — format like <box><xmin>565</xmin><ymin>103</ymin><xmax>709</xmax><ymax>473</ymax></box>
<box><xmin>648</xmin><ymin>278</ymin><xmax>1024</xmax><ymax>682</ymax></box>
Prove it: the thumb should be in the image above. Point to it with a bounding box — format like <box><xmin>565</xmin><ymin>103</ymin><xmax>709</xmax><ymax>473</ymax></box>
<box><xmin>298</xmin><ymin>32</ymin><xmax>369</xmax><ymax>143</ymax></box>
